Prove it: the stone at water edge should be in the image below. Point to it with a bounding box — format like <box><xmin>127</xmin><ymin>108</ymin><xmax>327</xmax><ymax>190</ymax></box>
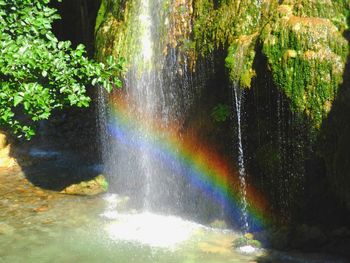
<box><xmin>232</xmin><ymin>233</ymin><xmax>262</xmax><ymax>250</ymax></box>
<box><xmin>244</xmin><ymin>233</ymin><xmax>254</xmax><ymax>240</ymax></box>
<box><xmin>0</xmin><ymin>132</ymin><xmax>7</xmax><ymax>150</ymax></box>
<box><xmin>60</xmin><ymin>174</ymin><xmax>109</xmax><ymax>196</ymax></box>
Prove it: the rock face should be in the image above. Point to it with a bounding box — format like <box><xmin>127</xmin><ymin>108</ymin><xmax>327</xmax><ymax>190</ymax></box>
<box><xmin>95</xmin><ymin>0</ymin><xmax>350</xmax><ymax>223</ymax></box>
<box><xmin>60</xmin><ymin>175</ymin><xmax>109</xmax><ymax>196</ymax></box>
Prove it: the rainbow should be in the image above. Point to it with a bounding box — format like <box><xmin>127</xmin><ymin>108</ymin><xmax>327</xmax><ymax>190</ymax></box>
<box><xmin>106</xmin><ymin>92</ymin><xmax>270</xmax><ymax>231</ymax></box>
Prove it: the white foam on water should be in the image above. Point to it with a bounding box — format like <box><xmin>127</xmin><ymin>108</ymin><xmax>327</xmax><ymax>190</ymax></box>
<box><xmin>105</xmin><ymin>212</ymin><xmax>204</xmax><ymax>248</ymax></box>
<box><xmin>238</xmin><ymin>245</ymin><xmax>257</xmax><ymax>254</ymax></box>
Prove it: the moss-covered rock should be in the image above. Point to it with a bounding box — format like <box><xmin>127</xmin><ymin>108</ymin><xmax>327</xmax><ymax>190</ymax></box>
<box><xmin>262</xmin><ymin>3</ymin><xmax>348</xmax><ymax>128</ymax></box>
<box><xmin>94</xmin><ymin>0</ymin><xmax>350</xmax><ymax>222</ymax></box>
<box><xmin>191</xmin><ymin>0</ymin><xmax>349</xmax><ymax>128</ymax></box>
<box><xmin>96</xmin><ymin>0</ymin><xmax>349</xmax><ymax>128</ymax></box>
<box><xmin>60</xmin><ymin>174</ymin><xmax>109</xmax><ymax>196</ymax></box>
<box><xmin>232</xmin><ymin>233</ymin><xmax>262</xmax><ymax>248</ymax></box>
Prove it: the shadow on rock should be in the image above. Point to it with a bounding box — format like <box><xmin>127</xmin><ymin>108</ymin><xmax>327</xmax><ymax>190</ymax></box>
<box><xmin>11</xmin><ymin>143</ymin><xmax>103</xmax><ymax>191</ymax></box>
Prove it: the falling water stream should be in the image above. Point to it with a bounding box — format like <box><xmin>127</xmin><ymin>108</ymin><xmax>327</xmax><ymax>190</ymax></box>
<box><xmin>98</xmin><ymin>0</ymin><xmax>223</xmax><ymax>220</ymax></box>
<box><xmin>233</xmin><ymin>84</ymin><xmax>249</xmax><ymax>232</ymax></box>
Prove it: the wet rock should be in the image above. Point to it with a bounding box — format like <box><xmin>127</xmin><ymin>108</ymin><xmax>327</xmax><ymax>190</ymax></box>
<box><xmin>267</xmin><ymin>227</ymin><xmax>290</xmax><ymax>250</ymax></box>
<box><xmin>331</xmin><ymin>227</ymin><xmax>350</xmax><ymax>238</ymax></box>
<box><xmin>291</xmin><ymin>225</ymin><xmax>328</xmax><ymax>249</ymax></box>
<box><xmin>33</xmin><ymin>205</ymin><xmax>49</xmax><ymax>213</ymax></box>
<box><xmin>60</xmin><ymin>174</ymin><xmax>108</xmax><ymax>196</ymax></box>
<box><xmin>0</xmin><ymin>132</ymin><xmax>7</xmax><ymax>149</ymax></box>
<box><xmin>233</xmin><ymin>234</ymin><xmax>262</xmax><ymax>249</ymax></box>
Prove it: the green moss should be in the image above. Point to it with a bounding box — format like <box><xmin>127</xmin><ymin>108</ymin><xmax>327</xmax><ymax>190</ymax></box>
<box><xmin>261</xmin><ymin>4</ymin><xmax>349</xmax><ymax>128</ymax></box>
<box><xmin>95</xmin><ymin>0</ymin><xmax>171</xmax><ymax>72</ymax></box>
<box><xmin>95</xmin><ymin>0</ymin><xmax>138</xmax><ymax>63</ymax></box>
<box><xmin>232</xmin><ymin>235</ymin><xmax>262</xmax><ymax>248</ymax></box>
<box><xmin>211</xmin><ymin>103</ymin><xmax>230</xmax><ymax>122</ymax></box>
<box><xmin>193</xmin><ymin>0</ymin><xmax>264</xmax><ymax>55</ymax></box>
<box><xmin>290</xmin><ymin>0</ymin><xmax>349</xmax><ymax>32</ymax></box>
<box><xmin>190</xmin><ymin>0</ymin><xmax>349</xmax><ymax>128</ymax></box>
<box><xmin>95</xmin><ymin>0</ymin><xmax>107</xmax><ymax>33</ymax></box>
<box><xmin>192</xmin><ymin>0</ymin><xmax>278</xmax><ymax>87</ymax></box>
<box><xmin>95</xmin><ymin>0</ymin><xmax>350</xmax><ymax>129</ymax></box>
<box><xmin>225</xmin><ymin>35</ymin><xmax>257</xmax><ymax>88</ymax></box>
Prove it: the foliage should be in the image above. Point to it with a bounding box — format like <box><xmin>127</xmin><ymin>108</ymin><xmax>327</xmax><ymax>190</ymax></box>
<box><xmin>0</xmin><ymin>0</ymin><xmax>123</xmax><ymax>139</ymax></box>
<box><xmin>211</xmin><ymin>104</ymin><xmax>230</xmax><ymax>122</ymax></box>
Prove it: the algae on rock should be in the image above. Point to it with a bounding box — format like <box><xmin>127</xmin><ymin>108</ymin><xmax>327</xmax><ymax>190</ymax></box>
<box><xmin>191</xmin><ymin>0</ymin><xmax>349</xmax><ymax>128</ymax></box>
<box><xmin>95</xmin><ymin>0</ymin><xmax>349</xmax><ymax>127</ymax></box>
<box><xmin>60</xmin><ymin>175</ymin><xmax>109</xmax><ymax>196</ymax></box>
<box><xmin>262</xmin><ymin>3</ymin><xmax>349</xmax><ymax>128</ymax></box>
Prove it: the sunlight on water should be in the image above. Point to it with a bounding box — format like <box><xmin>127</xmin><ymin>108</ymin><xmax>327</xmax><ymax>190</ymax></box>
<box><xmin>105</xmin><ymin>212</ymin><xmax>204</xmax><ymax>248</ymax></box>
<box><xmin>101</xmin><ymin>194</ymin><xmax>205</xmax><ymax>248</ymax></box>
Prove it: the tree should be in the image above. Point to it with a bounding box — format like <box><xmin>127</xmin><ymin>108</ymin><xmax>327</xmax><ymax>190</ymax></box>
<box><xmin>0</xmin><ymin>0</ymin><xmax>123</xmax><ymax>139</ymax></box>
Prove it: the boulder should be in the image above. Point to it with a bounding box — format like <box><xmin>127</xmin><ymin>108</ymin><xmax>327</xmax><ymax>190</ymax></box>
<box><xmin>60</xmin><ymin>174</ymin><xmax>108</xmax><ymax>196</ymax></box>
<box><xmin>232</xmin><ymin>234</ymin><xmax>262</xmax><ymax>249</ymax></box>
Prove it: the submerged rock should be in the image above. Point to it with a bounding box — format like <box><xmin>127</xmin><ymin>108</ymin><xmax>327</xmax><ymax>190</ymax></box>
<box><xmin>233</xmin><ymin>233</ymin><xmax>262</xmax><ymax>249</ymax></box>
<box><xmin>0</xmin><ymin>222</ymin><xmax>15</xmax><ymax>235</ymax></box>
<box><xmin>60</xmin><ymin>175</ymin><xmax>108</xmax><ymax>196</ymax></box>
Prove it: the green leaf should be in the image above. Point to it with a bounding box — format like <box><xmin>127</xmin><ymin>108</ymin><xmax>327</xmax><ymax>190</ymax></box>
<box><xmin>0</xmin><ymin>0</ymin><xmax>123</xmax><ymax>139</ymax></box>
<box><xmin>13</xmin><ymin>95</ymin><xmax>23</xmax><ymax>106</ymax></box>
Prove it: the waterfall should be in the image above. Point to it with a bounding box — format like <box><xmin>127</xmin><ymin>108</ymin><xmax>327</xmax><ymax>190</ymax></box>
<box><xmin>96</xmin><ymin>0</ymin><xmax>219</xmax><ymax>220</ymax></box>
<box><xmin>110</xmin><ymin>0</ymin><xmax>169</xmax><ymax>211</ymax></box>
<box><xmin>96</xmin><ymin>0</ymin><xmax>236</xmax><ymax>227</ymax></box>
<box><xmin>233</xmin><ymin>83</ymin><xmax>249</xmax><ymax>232</ymax></box>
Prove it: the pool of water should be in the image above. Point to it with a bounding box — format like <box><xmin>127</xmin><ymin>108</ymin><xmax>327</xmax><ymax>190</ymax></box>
<box><xmin>0</xmin><ymin>167</ymin><xmax>263</xmax><ymax>263</ymax></box>
<box><xmin>0</xmin><ymin>167</ymin><xmax>348</xmax><ymax>263</ymax></box>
